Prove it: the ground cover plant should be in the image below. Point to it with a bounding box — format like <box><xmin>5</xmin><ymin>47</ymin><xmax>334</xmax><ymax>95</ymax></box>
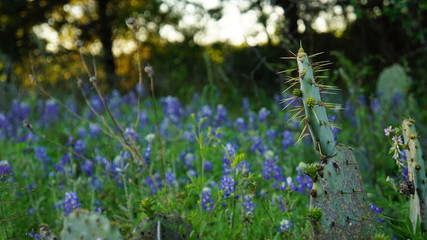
<box><xmin>1</xmin><ymin>42</ymin><xmax>427</xmax><ymax>240</ymax></box>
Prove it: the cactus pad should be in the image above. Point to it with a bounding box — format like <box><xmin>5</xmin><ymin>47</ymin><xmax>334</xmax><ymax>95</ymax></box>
<box><xmin>60</xmin><ymin>210</ymin><xmax>123</xmax><ymax>240</ymax></box>
<box><xmin>310</xmin><ymin>146</ymin><xmax>373</xmax><ymax>239</ymax></box>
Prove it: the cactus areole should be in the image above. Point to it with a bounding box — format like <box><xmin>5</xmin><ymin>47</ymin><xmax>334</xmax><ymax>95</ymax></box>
<box><xmin>284</xmin><ymin>45</ymin><xmax>374</xmax><ymax>239</ymax></box>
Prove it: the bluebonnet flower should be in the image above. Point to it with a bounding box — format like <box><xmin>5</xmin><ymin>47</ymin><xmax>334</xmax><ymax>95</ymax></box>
<box><xmin>164</xmin><ymin>170</ymin><xmax>176</xmax><ymax>186</ymax></box>
<box><xmin>73</xmin><ymin>140</ymin><xmax>86</xmax><ymax>155</ymax></box>
<box><xmin>89</xmin><ymin>95</ymin><xmax>103</xmax><ymax>113</ymax></box>
<box><xmin>262</xmin><ymin>151</ymin><xmax>284</xmax><ymax>187</ymax></box>
<box><xmin>88</xmin><ymin>123</ymin><xmax>101</xmax><ymax>138</ymax></box>
<box><xmin>242</xmin><ymin>195</ymin><xmax>256</xmax><ymax>215</ymax></box>
<box><xmin>215</xmin><ymin>104</ymin><xmax>228</xmax><ymax>126</ymax></box>
<box><xmin>112</xmin><ymin>152</ymin><xmax>130</xmax><ymax>174</ymax></box>
<box><xmin>124</xmin><ymin>127</ymin><xmax>138</xmax><ymax>143</ymax></box>
<box><xmin>135</xmin><ymin>81</ymin><xmax>146</xmax><ymax>96</ymax></box>
<box><xmin>200</xmin><ymin>105</ymin><xmax>213</xmax><ymax>118</ymax></box>
<box><xmin>34</xmin><ymin>147</ymin><xmax>51</xmax><ymax>165</ymax></box>
<box><xmin>123</xmin><ymin>91</ymin><xmax>137</xmax><ymax>105</ymax></box>
<box><xmin>275</xmin><ymin>195</ymin><xmax>287</xmax><ymax>212</ymax></box>
<box><xmin>28</xmin><ymin>231</ymin><xmax>40</xmax><ymax>240</ymax></box>
<box><xmin>393</xmin><ymin>92</ymin><xmax>403</xmax><ymax>108</ymax></box>
<box><xmin>145</xmin><ymin>175</ymin><xmax>162</xmax><ymax>194</ymax></box>
<box><xmin>201</xmin><ymin>187</ymin><xmax>214</xmax><ymax>212</ymax></box>
<box><xmin>161</xmin><ymin>96</ymin><xmax>184</xmax><ymax>123</ymax></box>
<box><xmin>81</xmin><ymin>160</ymin><xmax>93</xmax><ymax>176</ymax></box>
<box><xmin>291</xmin><ymin>165</ymin><xmax>313</xmax><ymax>194</ymax></box>
<box><xmin>266</xmin><ymin>129</ymin><xmax>277</xmax><ymax>140</ymax></box>
<box><xmin>143</xmin><ymin>133</ymin><xmax>155</xmax><ymax>164</ymax></box>
<box><xmin>60</xmin><ymin>191</ymin><xmax>81</xmax><ymax>216</ymax></box>
<box><xmin>281</xmin><ymin>131</ymin><xmax>294</xmax><ymax>150</ymax></box>
<box><xmin>220</xmin><ymin>175</ymin><xmax>235</xmax><ymax>198</ymax></box>
<box><xmin>27</xmin><ymin>208</ymin><xmax>35</xmax><ymax>215</ymax></box>
<box><xmin>235</xmin><ymin>117</ymin><xmax>247</xmax><ymax>131</ymax></box>
<box><xmin>11</xmin><ymin>101</ymin><xmax>30</xmax><ymax>121</ymax></box>
<box><xmin>371</xmin><ymin>97</ymin><xmax>381</xmax><ymax>114</ymax></box>
<box><xmin>0</xmin><ymin>113</ymin><xmax>11</xmax><ymax>139</ymax></box>
<box><xmin>90</xmin><ymin>177</ymin><xmax>102</xmax><ymax>191</ymax></box>
<box><xmin>344</xmin><ymin>100</ymin><xmax>354</xmax><ymax>122</ymax></box>
<box><xmin>369</xmin><ymin>203</ymin><xmax>384</xmax><ymax>223</ymax></box>
<box><xmin>358</xmin><ymin>94</ymin><xmax>367</xmax><ymax>106</ymax></box>
<box><xmin>93</xmin><ymin>200</ymin><xmax>102</xmax><ymax>213</ymax></box>
<box><xmin>237</xmin><ymin>161</ymin><xmax>251</xmax><ymax>175</ymax></box>
<box><xmin>278</xmin><ymin>219</ymin><xmax>294</xmax><ymax>232</ymax></box>
<box><xmin>204</xmin><ymin>160</ymin><xmax>213</xmax><ymax>172</ymax></box>
<box><xmin>28</xmin><ymin>183</ymin><xmax>36</xmax><ymax>191</ymax></box>
<box><xmin>184</xmin><ymin>153</ymin><xmax>196</xmax><ymax>168</ymax></box>
<box><xmin>258</xmin><ymin>107</ymin><xmax>271</xmax><ymax>122</ymax></box>
<box><xmin>183</xmin><ymin>130</ymin><xmax>195</xmax><ymax>142</ymax></box>
<box><xmin>138</xmin><ymin>111</ymin><xmax>149</xmax><ymax>128</ymax></box>
<box><xmin>251</xmin><ymin>137</ymin><xmax>268</xmax><ymax>154</ymax></box>
<box><xmin>43</xmin><ymin>99</ymin><xmax>59</xmax><ymax>124</ymax></box>
<box><xmin>77</xmin><ymin>127</ymin><xmax>86</xmax><ymax>139</ymax></box>
<box><xmin>0</xmin><ymin>160</ymin><xmax>13</xmax><ymax>181</ymax></box>
<box><xmin>242</xmin><ymin>98</ymin><xmax>251</xmax><ymax>116</ymax></box>
<box><xmin>187</xmin><ymin>169</ymin><xmax>198</xmax><ymax>178</ymax></box>
<box><xmin>222</xmin><ymin>143</ymin><xmax>237</xmax><ymax>174</ymax></box>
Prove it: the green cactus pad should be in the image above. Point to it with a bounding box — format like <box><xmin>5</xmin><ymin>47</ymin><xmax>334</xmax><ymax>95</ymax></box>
<box><xmin>60</xmin><ymin>210</ymin><xmax>123</xmax><ymax>240</ymax></box>
<box><xmin>283</xmin><ymin>45</ymin><xmax>374</xmax><ymax>239</ymax></box>
<box><xmin>402</xmin><ymin>119</ymin><xmax>427</xmax><ymax>232</ymax></box>
<box><xmin>310</xmin><ymin>146</ymin><xmax>373</xmax><ymax>240</ymax></box>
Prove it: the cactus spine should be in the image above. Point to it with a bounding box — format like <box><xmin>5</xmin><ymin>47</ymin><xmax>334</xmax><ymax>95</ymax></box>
<box><xmin>282</xmin><ymin>44</ymin><xmax>373</xmax><ymax>239</ymax></box>
<box><xmin>402</xmin><ymin>118</ymin><xmax>427</xmax><ymax>231</ymax></box>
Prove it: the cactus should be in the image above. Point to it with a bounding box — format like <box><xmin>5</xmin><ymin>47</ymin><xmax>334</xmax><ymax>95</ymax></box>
<box><xmin>132</xmin><ymin>213</ymin><xmax>193</xmax><ymax>240</ymax></box>
<box><xmin>60</xmin><ymin>209</ymin><xmax>123</xmax><ymax>240</ymax></box>
<box><xmin>377</xmin><ymin>64</ymin><xmax>411</xmax><ymax>111</ymax></box>
<box><xmin>401</xmin><ymin>118</ymin><xmax>427</xmax><ymax>232</ymax></box>
<box><xmin>282</xmin><ymin>44</ymin><xmax>373</xmax><ymax>239</ymax></box>
<box><xmin>39</xmin><ymin>224</ymin><xmax>58</xmax><ymax>240</ymax></box>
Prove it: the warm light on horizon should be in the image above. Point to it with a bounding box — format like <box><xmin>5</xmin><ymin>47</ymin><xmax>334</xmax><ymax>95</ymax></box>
<box><xmin>31</xmin><ymin>0</ymin><xmax>356</xmax><ymax>55</ymax></box>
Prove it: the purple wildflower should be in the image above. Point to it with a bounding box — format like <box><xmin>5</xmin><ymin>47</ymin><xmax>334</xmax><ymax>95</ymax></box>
<box><xmin>61</xmin><ymin>191</ymin><xmax>81</xmax><ymax>216</ymax></box>
<box><xmin>235</xmin><ymin>117</ymin><xmax>247</xmax><ymax>131</ymax></box>
<box><xmin>164</xmin><ymin>170</ymin><xmax>176</xmax><ymax>186</ymax></box>
<box><xmin>43</xmin><ymin>99</ymin><xmax>59</xmax><ymax>124</ymax></box>
<box><xmin>80</xmin><ymin>160</ymin><xmax>93</xmax><ymax>176</ymax></box>
<box><xmin>0</xmin><ymin>160</ymin><xmax>13</xmax><ymax>180</ymax></box>
<box><xmin>215</xmin><ymin>104</ymin><xmax>228</xmax><ymax>126</ymax></box>
<box><xmin>124</xmin><ymin>127</ymin><xmax>138</xmax><ymax>143</ymax></box>
<box><xmin>258</xmin><ymin>107</ymin><xmax>271</xmax><ymax>123</ymax></box>
<box><xmin>278</xmin><ymin>219</ymin><xmax>294</xmax><ymax>232</ymax></box>
<box><xmin>201</xmin><ymin>187</ymin><xmax>215</xmax><ymax>212</ymax></box>
<box><xmin>281</xmin><ymin>131</ymin><xmax>294</xmax><ymax>150</ymax></box>
<box><xmin>161</xmin><ymin>96</ymin><xmax>184</xmax><ymax>123</ymax></box>
<box><xmin>242</xmin><ymin>195</ymin><xmax>256</xmax><ymax>215</ymax></box>
<box><xmin>88</xmin><ymin>123</ymin><xmax>101</xmax><ymax>138</ymax></box>
<box><xmin>220</xmin><ymin>175</ymin><xmax>235</xmax><ymax>198</ymax></box>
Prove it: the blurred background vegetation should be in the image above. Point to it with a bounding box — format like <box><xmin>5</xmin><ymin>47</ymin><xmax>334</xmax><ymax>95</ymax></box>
<box><xmin>0</xmin><ymin>0</ymin><xmax>427</xmax><ymax>113</ymax></box>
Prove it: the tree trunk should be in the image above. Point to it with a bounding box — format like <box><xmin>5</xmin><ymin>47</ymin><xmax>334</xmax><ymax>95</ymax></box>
<box><xmin>97</xmin><ymin>0</ymin><xmax>116</xmax><ymax>89</ymax></box>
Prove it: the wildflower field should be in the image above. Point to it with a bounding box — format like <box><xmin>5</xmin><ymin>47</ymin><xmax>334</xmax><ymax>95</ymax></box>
<box><xmin>1</xmin><ymin>49</ymin><xmax>426</xmax><ymax>240</ymax></box>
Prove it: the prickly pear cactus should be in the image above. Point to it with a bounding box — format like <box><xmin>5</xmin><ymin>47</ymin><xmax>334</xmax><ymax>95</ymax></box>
<box><xmin>132</xmin><ymin>213</ymin><xmax>193</xmax><ymax>240</ymax></box>
<box><xmin>60</xmin><ymin>209</ymin><xmax>123</xmax><ymax>240</ymax></box>
<box><xmin>39</xmin><ymin>224</ymin><xmax>58</xmax><ymax>240</ymax></box>
<box><xmin>402</xmin><ymin>118</ymin><xmax>427</xmax><ymax>232</ymax></box>
<box><xmin>377</xmin><ymin>64</ymin><xmax>411</xmax><ymax>110</ymax></box>
<box><xmin>282</xmin><ymin>44</ymin><xmax>373</xmax><ymax>239</ymax></box>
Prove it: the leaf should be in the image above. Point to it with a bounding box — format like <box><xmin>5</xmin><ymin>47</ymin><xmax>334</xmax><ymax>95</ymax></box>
<box><xmin>231</xmin><ymin>153</ymin><xmax>245</xmax><ymax>168</ymax></box>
